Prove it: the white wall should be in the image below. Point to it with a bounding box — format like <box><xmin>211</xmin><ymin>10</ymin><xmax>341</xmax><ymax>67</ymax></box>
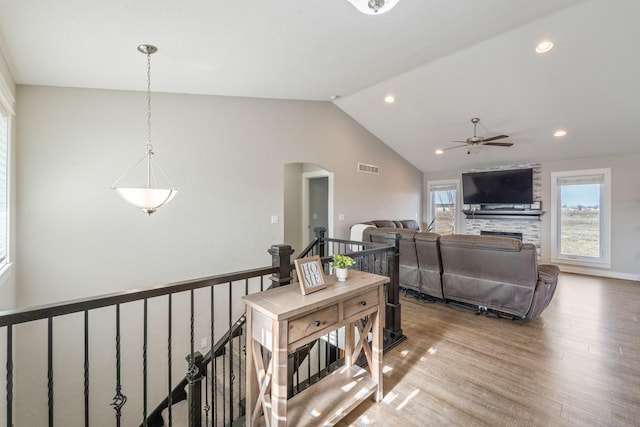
<box><xmin>424</xmin><ymin>152</ymin><xmax>640</xmax><ymax>280</ymax></box>
<box><xmin>11</xmin><ymin>85</ymin><xmax>422</xmax><ymax>425</ymax></box>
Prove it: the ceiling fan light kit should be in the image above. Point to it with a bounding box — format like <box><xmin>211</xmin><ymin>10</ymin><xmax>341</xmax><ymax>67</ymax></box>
<box><xmin>346</xmin><ymin>0</ymin><xmax>400</xmax><ymax>15</ymax></box>
<box><xmin>437</xmin><ymin>117</ymin><xmax>513</xmax><ymax>155</ymax></box>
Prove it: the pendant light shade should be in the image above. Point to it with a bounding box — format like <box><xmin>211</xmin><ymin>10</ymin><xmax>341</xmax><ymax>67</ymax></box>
<box><xmin>112</xmin><ymin>44</ymin><xmax>177</xmax><ymax>215</ymax></box>
<box><xmin>115</xmin><ymin>188</ymin><xmax>176</xmax><ymax>215</ymax></box>
<box><xmin>346</xmin><ymin>0</ymin><xmax>400</xmax><ymax>15</ymax></box>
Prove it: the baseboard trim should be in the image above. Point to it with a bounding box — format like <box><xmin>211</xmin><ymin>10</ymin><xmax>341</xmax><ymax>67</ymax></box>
<box><xmin>557</xmin><ymin>264</ymin><xmax>640</xmax><ymax>282</ymax></box>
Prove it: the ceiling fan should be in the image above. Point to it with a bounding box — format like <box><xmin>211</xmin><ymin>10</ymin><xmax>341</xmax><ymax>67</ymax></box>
<box><xmin>437</xmin><ymin>117</ymin><xmax>513</xmax><ymax>155</ymax></box>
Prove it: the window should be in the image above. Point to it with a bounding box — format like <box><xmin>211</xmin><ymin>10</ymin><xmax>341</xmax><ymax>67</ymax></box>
<box><xmin>0</xmin><ymin>105</ymin><xmax>7</xmax><ymax>269</ymax></box>
<box><xmin>550</xmin><ymin>169</ymin><xmax>611</xmax><ymax>268</ymax></box>
<box><xmin>427</xmin><ymin>179</ymin><xmax>459</xmax><ymax>235</ymax></box>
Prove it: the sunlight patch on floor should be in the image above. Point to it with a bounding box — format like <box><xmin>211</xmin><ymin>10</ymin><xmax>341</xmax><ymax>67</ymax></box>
<box><xmin>396</xmin><ymin>388</ymin><xmax>420</xmax><ymax>411</ymax></box>
<box><xmin>349</xmin><ymin>414</ymin><xmax>373</xmax><ymax>426</ymax></box>
<box><xmin>382</xmin><ymin>391</ymin><xmax>398</xmax><ymax>404</ymax></box>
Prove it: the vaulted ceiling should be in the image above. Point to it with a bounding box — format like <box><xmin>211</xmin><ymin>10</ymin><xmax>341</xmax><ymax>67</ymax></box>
<box><xmin>0</xmin><ymin>0</ymin><xmax>638</xmax><ymax>172</ymax></box>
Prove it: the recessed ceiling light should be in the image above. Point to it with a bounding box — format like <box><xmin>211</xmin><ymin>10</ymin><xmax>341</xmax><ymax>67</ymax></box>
<box><xmin>435</xmin><ymin>149</ymin><xmax>444</xmax><ymax>155</ymax></box>
<box><xmin>536</xmin><ymin>40</ymin><xmax>554</xmax><ymax>53</ymax></box>
<box><xmin>329</xmin><ymin>95</ymin><xmax>341</xmax><ymax>100</ymax></box>
<box><xmin>554</xmin><ymin>129</ymin><xmax>567</xmax><ymax>137</ymax></box>
<box><xmin>384</xmin><ymin>95</ymin><xmax>395</xmax><ymax>104</ymax></box>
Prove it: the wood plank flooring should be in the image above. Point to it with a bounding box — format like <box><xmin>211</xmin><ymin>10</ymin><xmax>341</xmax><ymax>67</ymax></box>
<box><xmin>339</xmin><ymin>273</ymin><xmax>640</xmax><ymax>426</ymax></box>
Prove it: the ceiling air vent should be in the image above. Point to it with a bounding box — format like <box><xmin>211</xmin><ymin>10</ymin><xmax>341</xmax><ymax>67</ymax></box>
<box><xmin>358</xmin><ymin>162</ymin><xmax>380</xmax><ymax>175</ymax></box>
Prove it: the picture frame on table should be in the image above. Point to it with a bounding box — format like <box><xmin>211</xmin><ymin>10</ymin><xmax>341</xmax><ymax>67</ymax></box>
<box><xmin>294</xmin><ymin>256</ymin><xmax>326</xmax><ymax>295</ymax></box>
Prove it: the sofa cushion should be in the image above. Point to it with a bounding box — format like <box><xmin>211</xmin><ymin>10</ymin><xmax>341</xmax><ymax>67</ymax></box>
<box><xmin>363</xmin><ymin>227</ymin><xmax>417</xmax><ymax>243</ymax></box>
<box><xmin>400</xmin><ymin>220</ymin><xmax>421</xmax><ymax>230</ymax></box>
<box><xmin>371</xmin><ymin>220</ymin><xmax>398</xmax><ymax>228</ymax></box>
<box><xmin>440</xmin><ymin>234</ymin><xmax>523</xmax><ymax>252</ymax></box>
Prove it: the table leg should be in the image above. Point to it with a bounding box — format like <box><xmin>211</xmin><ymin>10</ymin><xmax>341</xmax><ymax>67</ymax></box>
<box><xmin>245</xmin><ymin>309</ymin><xmax>257</xmax><ymax>426</ymax></box>
<box><xmin>271</xmin><ymin>319</ymin><xmax>288</xmax><ymax>426</ymax></box>
<box><xmin>372</xmin><ymin>286</ymin><xmax>384</xmax><ymax>402</ymax></box>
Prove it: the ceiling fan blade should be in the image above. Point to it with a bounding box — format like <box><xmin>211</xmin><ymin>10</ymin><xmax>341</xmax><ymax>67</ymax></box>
<box><xmin>441</xmin><ymin>144</ymin><xmax>468</xmax><ymax>152</ymax></box>
<box><xmin>482</xmin><ymin>134</ymin><xmax>509</xmax><ymax>142</ymax></box>
<box><xmin>483</xmin><ymin>142</ymin><xmax>514</xmax><ymax>147</ymax></box>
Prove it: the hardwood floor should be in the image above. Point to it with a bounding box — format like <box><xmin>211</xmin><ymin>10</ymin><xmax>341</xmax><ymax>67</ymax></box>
<box><xmin>340</xmin><ymin>273</ymin><xmax>640</xmax><ymax>426</ymax></box>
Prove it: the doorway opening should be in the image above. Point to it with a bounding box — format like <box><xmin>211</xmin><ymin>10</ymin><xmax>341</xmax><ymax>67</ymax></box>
<box><xmin>283</xmin><ymin>163</ymin><xmax>334</xmax><ymax>256</ymax></box>
<box><xmin>302</xmin><ymin>168</ymin><xmax>334</xmax><ymax>248</ymax></box>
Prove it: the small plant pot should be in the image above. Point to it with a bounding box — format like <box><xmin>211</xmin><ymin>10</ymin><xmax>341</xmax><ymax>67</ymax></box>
<box><xmin>335</xmin><ymin>268</ymin><xmax>349</xmax><ymax>282</ymax></box>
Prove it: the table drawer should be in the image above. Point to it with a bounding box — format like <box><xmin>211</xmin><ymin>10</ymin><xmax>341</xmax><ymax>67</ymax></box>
<box><xmin>343</xmin><ymin>289</ymin><xmax>378</xmax><ymax>319</ymax></box>
<box><xmin>289</xmin><ymin>305</ymin><xmax>339</xmax><ymax>344</ymax></box>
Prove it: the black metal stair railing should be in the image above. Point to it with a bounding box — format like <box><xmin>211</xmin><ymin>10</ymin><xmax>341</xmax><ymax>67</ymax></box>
<box><xmin>1</xmin><ymin>232</ymin><xmax>402</xmax><ymax>426</ymax></box>
<box><xmin>0</xmin><ymin>264</ymin><xmax>278</xmax><ymax>427</ymax></box>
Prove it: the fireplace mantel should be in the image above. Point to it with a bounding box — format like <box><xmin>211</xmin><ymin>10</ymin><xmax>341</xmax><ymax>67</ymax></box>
<box><xmin>463</xmin><ymin>209</ymin><xmax>544</xmax><ymax>220</ymax></box>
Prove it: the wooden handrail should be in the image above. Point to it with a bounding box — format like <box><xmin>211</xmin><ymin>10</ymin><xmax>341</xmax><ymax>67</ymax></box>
<box><xmin>1</xmin><ymin>236</ymin><xmax>400</xmax><ymax>426</ymax></box>
<box><xmin>0</xmin><ymin>266</ymin><xmax>277</xmax><ymax>327</ymax></box>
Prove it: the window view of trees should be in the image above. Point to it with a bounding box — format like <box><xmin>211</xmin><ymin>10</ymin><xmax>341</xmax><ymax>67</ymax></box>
<box><xmin>430</xmin><ymin>187</ymin><xmax>456</xmax><ymax>235</ymax></box>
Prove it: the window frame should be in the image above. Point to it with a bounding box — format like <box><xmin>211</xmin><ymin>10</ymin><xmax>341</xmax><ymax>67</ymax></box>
<box><xmin>0</xmin><ymin>104</ymin><xmax>7</xmax><ymax>270</ymax></box>
<box><xmin>0</xmin><ymin>74</ymin><xmax>13</xmax><ymax>281</ymax></box>
<box><xmin>426</xmin><ymin>178</ymin><xmax>460</xmax><ymax>235</ymax></box>
<box><xmin>550</xmin><ymin>168</ymin><xmax>611</xmax><ymax>268</ymax></box>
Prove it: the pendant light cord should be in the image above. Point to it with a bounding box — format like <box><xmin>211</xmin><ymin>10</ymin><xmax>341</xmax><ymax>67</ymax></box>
<box><xmin>146</xmin><ymin>52</ymin><xmax>153</xmax><ymax>154</ymax></box>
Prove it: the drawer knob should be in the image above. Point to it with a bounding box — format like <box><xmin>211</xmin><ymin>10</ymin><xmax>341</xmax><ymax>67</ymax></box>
<box><xmin>314</xmin><ymin>320</ymin><xmax>321</xmax><ymax>327</ymax></box>
<box><xmin>361</xmin><ymin>301</ymin><xmax>367</xmax><ymax>306</ymax></box>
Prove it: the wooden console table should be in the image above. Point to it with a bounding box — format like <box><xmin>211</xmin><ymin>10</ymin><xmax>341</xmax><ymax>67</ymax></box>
<box><xmin>242</xmin><ymin>269</ymin><xmax>387</xmax><ymax>426</ymax></box>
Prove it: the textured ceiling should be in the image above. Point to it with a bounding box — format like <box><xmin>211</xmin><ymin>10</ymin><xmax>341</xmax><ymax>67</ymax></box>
<box><xmin>1</xmin><ymin>0</ymin><xmax>638</xmax><ymax>172</ymax></box>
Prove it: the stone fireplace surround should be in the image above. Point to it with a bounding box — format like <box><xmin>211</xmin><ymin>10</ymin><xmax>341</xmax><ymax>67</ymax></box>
<box><xmin>466</xmin><ymin>217</ymin><xmax>541</xmax><ymax>257</ymax></box>
<box><xmin>463</xmin><ymin>163</ymin><xmax>542</xmax><ymax>257</ymax></box>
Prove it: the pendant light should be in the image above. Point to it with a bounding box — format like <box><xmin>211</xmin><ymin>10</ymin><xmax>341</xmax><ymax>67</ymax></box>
<box><xmin>346</xmin><ymin>0</ymin><xmax>400</xmax><ymax>15</ymax></box>
<box><xmin>112</xmin><ymin>44</ymin><xmax>177</xmax><ymax>215</ymax></box>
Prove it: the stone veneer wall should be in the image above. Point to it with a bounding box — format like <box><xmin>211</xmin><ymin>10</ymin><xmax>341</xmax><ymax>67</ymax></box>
<box><xmin>465</xmin><ymin>217</ymin><xmax>541</xmax><ymax>257</ymax></box>
<box><xmin>464</xmin><ymin>163</ymin><xmax>542</xmax><ymax>257</ymax></box>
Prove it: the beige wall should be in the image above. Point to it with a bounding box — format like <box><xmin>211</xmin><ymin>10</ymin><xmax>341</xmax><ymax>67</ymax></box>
<box><xmin>15</xmin><ymin>85</ymin><xmax>422</xmax><ymax>306</ymax></box>
<box><xmin>11</xmin><ymin>85</ymin><xmax>423</xmax><ymax>424</ymax></box>
<box><xmin>425</xmin><ymin>152</ymin><xmax>640</xmax><ymax>280</ymax></box>
<box><xmin>540</xmin><ymin>153</ymin><xmax>640</xmax><ymax>279</ymax></box>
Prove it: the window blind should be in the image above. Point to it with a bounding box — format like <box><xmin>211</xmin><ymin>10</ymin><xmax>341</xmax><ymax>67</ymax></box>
<box><xmin>557</xmin><ymin>174</ymin><xmax>605</xmax><ymax>186</ymax></box>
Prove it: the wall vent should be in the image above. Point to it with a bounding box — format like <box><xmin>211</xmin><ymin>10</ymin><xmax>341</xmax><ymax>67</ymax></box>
<box><xmin>357</xmin><ymin>163</ymin><xmax>380</xmax><ymax>174</ymax></box>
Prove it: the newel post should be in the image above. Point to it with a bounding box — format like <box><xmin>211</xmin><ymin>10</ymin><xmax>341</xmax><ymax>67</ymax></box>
<box><xmin>269</xmin><ymin>244</ymin><xmax>294</xmax><ymax>287</ymax></box>
<box><xmin>314</xmin><ymin>227</ymin><xmax>327</xmax><ymax>257</ymax></box>
<box><xmin>384</xmin><ymin>233</ymin><xmax>404</xmax><ymax>345</ymax></box>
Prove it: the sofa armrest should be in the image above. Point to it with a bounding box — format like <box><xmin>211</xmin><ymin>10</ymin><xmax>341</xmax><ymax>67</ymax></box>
<box><xmin>538</xmin><ymin>264</ymin><xmax>560</xmax><ymax>284</ymax></box>
<box><xmin>524</xmin><ymin>264</ymin><xmax>560</xmax><ymax>322</ymax></box>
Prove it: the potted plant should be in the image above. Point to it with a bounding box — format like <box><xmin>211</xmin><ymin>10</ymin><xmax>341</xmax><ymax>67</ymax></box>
<box><xmin>330</xmin><ymin>254</ymin><xmax>356</xmax><ymax>281</ymax></box>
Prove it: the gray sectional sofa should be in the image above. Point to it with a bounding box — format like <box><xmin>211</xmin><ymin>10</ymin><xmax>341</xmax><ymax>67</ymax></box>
<box><xmin>358</xmin><ymin>221</ymin><xmax>559</xmax><ymax>322</ymax></box>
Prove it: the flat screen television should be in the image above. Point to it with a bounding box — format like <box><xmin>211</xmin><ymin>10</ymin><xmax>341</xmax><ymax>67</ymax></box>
<box><xmin>462</xmin><ymin>168</ymin><xmax>533</xmax><ymax>205</ymax></box>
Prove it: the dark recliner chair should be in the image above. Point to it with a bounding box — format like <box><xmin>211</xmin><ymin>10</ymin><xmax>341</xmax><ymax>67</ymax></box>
<box><xmin>414</xmin><ymin>232</ymin><xmax>444</xmax><ymax>299</ymax></box>
<box><xmin>438</xmin><ymin>234</ymin><xmax>559</xmax><ymax>321</ymax></box>
<box><xmin>364</xmin><ymin>227</ymin><xmax>421</xmax><ymax>293</ymax></box>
